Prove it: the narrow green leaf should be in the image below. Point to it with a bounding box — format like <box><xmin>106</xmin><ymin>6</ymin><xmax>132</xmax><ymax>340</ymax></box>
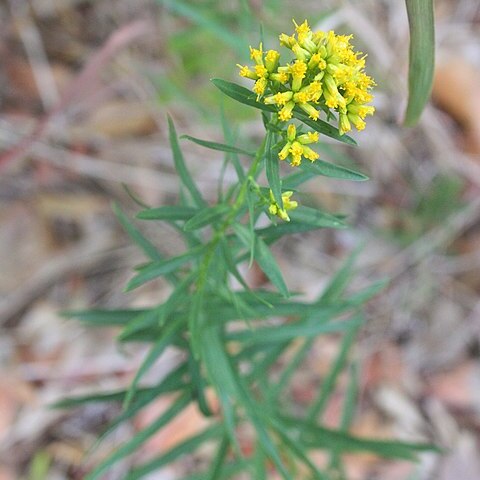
<box><xmin>404</xmin><ymin>0</ymin><xmax>435</xmax><ymax>126</ymax></box>
<box><xmin>188</xmin><ymin>353</ymin><xmax>214</xmax><ymax>417</ymax></box>
<box><xmin>183</xmin><ymin>461</ymin><xmax>248</xmax><ymax>480</ymax></box>
<box><xmin>220</xmin><ymin>105</ymin><xmax>246</xmax><ymax>182</ymax></box>
<box><xmin>319</xmin><ymin>244</ymin><xmax>362</xmax><ymax>302</ymax></box>
<box><xmin>184</xmin><ymin>204</ymin><xmax>230</xmax><ymax>231</ymax></box>
<box><xmin>269</xmin><ymin>338</ymin><xmax>314</xmax><ymax>400</ymax></box>
<box><xmin>112</xmin><ymin>203</ymin><xmax>162</xmax><ymax>262</ymax></box>
<box><xmin>227</xmin><ymin>316</ymin><xmax>362</xmax><ymax>345</ymax></box>
<box><xmin>340</xmin><ymin>363</ymin><xmax>360</xmax><ymax>430</ymax></box>
<box><xmin>86</xmin><ymin>392</ymin><xmax>192</xmax><ymax>480</ymax></box>
<box><xmin>299</xmin><ymin>158</ymin><xmax>368</xmax><ymax>181</ymax></box>
<box><xmin>117</xmin><ymin>308</ymin><xmax>162</xmax><ymax>342</ymax></box>
<box><xmin>272</xmin><ymin>419</ymin><xmax>329</xmax><ymax>480</ymax></box>
<box><xmin>234</xmin><ymin>223</ymin><xmax>289</xmax><ymax>298</ymax></box>
<box><xmin>200</xmin><ymin>324</ymin><xmax>292</xmax><ymax>480</ymax></box>
<box><xmin>125</xmin><ymin>245</ymin><xmax>205</xmax><ymax>291</ymax></box>
<box><xmin>305</xmin><ymin>323</ymin><xmax>360</xmax><ymax>423</ymax></box>
<box><xmin>61</xmin><ymin>309</ymin><xmax>148</xmax><ymax>327</ymax></box>
<box><xmin>265</xmin><ymin>131</ymin><xmax>282</xmax><ymax>209</ymax></box>
<box><xmin>52</xmin><ymin>363</ymin><xmax>187</xmax><ymax>409</ymax></box>
<box><xmin>212</xmin><ymin>78</ymin><xmax>276</xmax><ymax>113</ymax></box>
<box><xmin>90</xmin><ymin>364</ymin><xmax>189</xmax><ymax>450</ymax></box>
<box><xmin>212</xmin><ymin>79</ymin><xmax>355</xmax><ymax>145</ymax></box>
<box><xmin>167</xmin><ymin>115</ymin><xmax>206</xmax><ymax>207</ymax></box>
<box><xmin>244</xmin><ymin>188</ymin><xmax>256</xmax><ymax>266</ymax></box>
<box><xmin>293</xmin><ymin>108</ymin><xmax>357</xmax><ymax>146</ymax></box>
<box><xmin>123</xmin><ymin>316</ymin><xmax>184</xmax><ymax>409</ymax></box>
<box><xmin>136</xmin><ymin>206</ymin><xmax>198</xmax><ymax>221</ymax></box>
<box><xmin>181</xmin><ymin>134</ymin><xmax>255</xmax><ymax>157</ymax></box>
<box><xmin>288</xmin><ymin>206</ymin><xmax>347</xmax><ymax>229</ymax></box>
<box><xmin>256</xmin><ymin>221</ymin><xmax>339</xmax><ymax>241</ymax></box>
<box><xmin>125</xmin><ymin>425</ymin><xmax>223</xmax><ymax>480</ymax></box>
<box><xmin>282</xmin><ymin>416</ymin><xmax>440</xmax><ymax>460</ymax></box>
<box><xmin>205</xmin><ymin>435</ymin><xmax>230</xmax><ymax>480</ymax></box>
<box><xmin>282</xmin><ymin>169</ymin><xmax>317</xmax><ymax>189</ymax></box>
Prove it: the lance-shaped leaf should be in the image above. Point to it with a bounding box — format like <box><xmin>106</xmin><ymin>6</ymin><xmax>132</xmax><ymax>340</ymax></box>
<box><xmin>288</xmin><ymin>206</ymin><xmax>347</xmax><ymax>229</ymax></box>
<box><xmin>124</xmin><ymin>425</ymin><xmax>223</xmax><ymax>480</ymax></box>
<box><xmin>125</xmin><ymin>245</ymin><xmax>206</xmax><ymax>291</ymax></box>
<box><xmin>211</xmin><ymin>79</ymin><xmax>356</xmax><ymax>145</ymax></box>
<box><xmin>404</xmin><ymin>0</ymin><xmax>435</xmax><ymax>126</ymax></box>
<box><xmin>137</xmin><ymin>206</ymin><xmax>198</xmax><ymax>221</ymax></box>
<box><xmin>280</xmin><ymin>416</ymin><xmax>440</xmax><ymax>460</ymax></box>
<box><xmin>168</xmin><ymin>115</ymin><xmax>206</xmax><ymax>208</ymax></box>
<box><xmin>61</xmin><ymin>308</ymin><xmax>148</xmax><ymax>327</ymax></box>
<box><xmin>181</xmin><ymin>134</ymin><xmax>255</xmax><ymax>157</ymax></box>
<box><xmin>265</xmin><ymin>130</ymin><xmax>283</xmax><ymax>209</ymax></box>
<box><xmin>184</xmin><ymin>204</ymin><xmax>230</xmax><ymax>231</ymax></box>
<box><xmin>85</xmin><ymin>392</ymin><xmax>192</xmax><ymax>480</ymax></box>
<box><xmin>299</xmin><ymin>158</ymin><xmax>368</xmax><ymax>181</ymax></box>
<box><xmin>234</xmin><ymin>223</ymin><xmax>289</xmax><ymax>298</ymax></box>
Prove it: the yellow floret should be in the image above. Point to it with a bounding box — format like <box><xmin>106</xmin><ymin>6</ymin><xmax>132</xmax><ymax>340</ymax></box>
<box><xmin>250</xmin><ymin>44</ymin><xmax>264</xmax><ymax>65</ymax></box>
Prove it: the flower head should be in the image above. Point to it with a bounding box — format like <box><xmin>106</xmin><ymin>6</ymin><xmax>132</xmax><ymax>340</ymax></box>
<box><xmin>278</xmin><ymin>123</ymin><xmax>320</xmax><ymax>167</ymax></box>
<box><xmin>268</xmin><ymin>190</ymin><xmax>298</xmax><ymax>221</ymax></box>
<box><xmin>238</xmin><ymin>20</ymin><xmax>375</xmax><ymax>135</ymax></box>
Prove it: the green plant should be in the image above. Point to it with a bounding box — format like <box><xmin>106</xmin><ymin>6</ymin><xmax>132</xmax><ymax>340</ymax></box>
<box><xmin>57</xmin><ymin>19</ymin><xmax>438</xmax><ymax>480</ymax></box>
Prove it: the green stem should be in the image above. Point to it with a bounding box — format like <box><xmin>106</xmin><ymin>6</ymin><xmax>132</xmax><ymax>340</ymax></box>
<box><xmin>189</xmin><ymin>134</ymin><xmax>268</xmax><ymax>357</ymax></box>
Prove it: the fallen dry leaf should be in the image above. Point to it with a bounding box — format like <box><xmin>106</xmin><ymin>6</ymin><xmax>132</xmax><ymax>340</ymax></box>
<box><xmin>79</xmin><ymin>100</ymin><xmax>157</xmax><ymax>138</ymax></box>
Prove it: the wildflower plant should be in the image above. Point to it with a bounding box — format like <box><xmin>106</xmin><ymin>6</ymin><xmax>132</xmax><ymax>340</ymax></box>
<box><xmin>58</xmin><ymin>20</ymin><xmax>437</xmax><ymax>480</ymax></box>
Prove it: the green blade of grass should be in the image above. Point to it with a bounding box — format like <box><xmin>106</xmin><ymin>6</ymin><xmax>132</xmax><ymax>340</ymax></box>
<box><xmin>404</xmin><ymin>0</ymin><xmax>435</xmax><ymax>126</ymax></box>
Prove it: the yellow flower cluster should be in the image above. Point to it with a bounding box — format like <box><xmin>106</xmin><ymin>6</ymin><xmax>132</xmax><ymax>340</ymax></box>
<box><xmin>268</xmin><ymin>190</ymin><xmax>298</xmax><ymax>222</ymax></box>
<box><xmin>279</xmin><ymin>124</ymin><xmax>319</xmax><ymax>167</ymax></box>
<box><xmin>237</xmin><ymin>20</ymin><xmax>375</xmax><ymax>137</ymax></box>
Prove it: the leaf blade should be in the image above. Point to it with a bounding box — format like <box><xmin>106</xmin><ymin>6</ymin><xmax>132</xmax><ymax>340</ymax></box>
<box><xmin>168</xmin><ymin>115</ymin><xmax>206</xmax><ymax>208</ymax></box>
<box><xmin>181</xmin><ymin>134</ymin><xmax>255</xmax><ymax>157</ymax></box>
<box><xmin>404</xmin><ymin>0</ymin><xmax>435</xmax><ymax>126</ymax></box>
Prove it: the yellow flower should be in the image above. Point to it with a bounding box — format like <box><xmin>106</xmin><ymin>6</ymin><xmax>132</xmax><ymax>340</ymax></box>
<box><xmin>268</xmin><ymin>190</ymin><xmax>298</xmax><ymax>221</ymax></box>
<box><xmin>265</xmin><ymin>50</ymin><xmax>280</xmax><ymax>72</ymax></box>
<box><xmin>278</xmin><ymin>101</ymin><xmax>295</xmax><ymax>121</ymax></box>
<box><xmin>278</xmin><ymin>123</ymin><xmax>320</xmax><ymax>166</ymax></box>
<box><xmin>250</xmin><ymin>44</ymin><xmax>264</xmax><ymax>65</ymax></box>
<box><xmin>238</xmin><ymin>20</ymin><xmax>375</xmax><ymax>135</ymax></box>
<box><xmin>289</xmin><ymin>60</ymin><xmax>308</xmax><ymax>91</ymax></box>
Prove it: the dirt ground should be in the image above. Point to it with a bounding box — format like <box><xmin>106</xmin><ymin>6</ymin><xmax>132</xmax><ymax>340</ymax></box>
<box><xmin>1</xmin><ymin>1</ymin><xmax>480</xmax><ymax>479</ymax></box>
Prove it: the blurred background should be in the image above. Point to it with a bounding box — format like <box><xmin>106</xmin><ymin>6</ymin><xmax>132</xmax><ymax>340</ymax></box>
<box><xmin>1</xmin><ymin>0</ymin><xmax>480</xmax><ymax>479</ymax></box>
